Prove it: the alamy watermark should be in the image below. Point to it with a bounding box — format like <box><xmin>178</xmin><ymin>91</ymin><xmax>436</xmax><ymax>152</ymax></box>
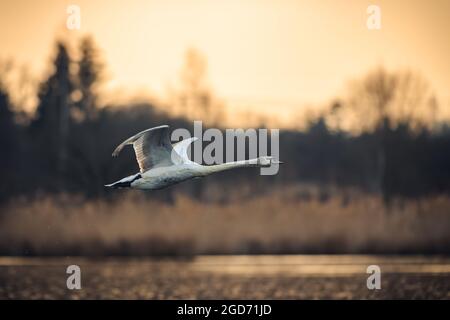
<box><xmin>367</xmin><ymin>5</ymin><xmax>381</xmax><ymax>30</ymax></box>
<box><xmin>171</xmin><ymin>121</ymin><xmax>280</xmax><ymax>175</ymax></box>
<box><xmin>66</xmin><ymin>5</ymin><xmax>81</xmax><ymax>30</ymax></box>
<box><xmin>366</xmin><ymin>265</ymin><xmax>381</xmax><ymax>290</ymax></box>
<box><xmin>66</xmin><ymin>265</ymin><xmax>82</xmax><ymax>290</ymax></box>
<box><xmin>66</xmin><ymin>4</ymin><xmax>382</xmax><ymax>31</ymax></box>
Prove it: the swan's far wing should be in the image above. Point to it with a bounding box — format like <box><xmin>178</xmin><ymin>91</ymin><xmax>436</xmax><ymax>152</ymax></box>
<box><xmin>112</xmin><ymin>125</ymin><xmax>182</xmax><ymax>172</ymax></box>
<box><xmin>133</xmin><ymin>126</ymin><xmax>182</xmax><ymax>172</ymax></box>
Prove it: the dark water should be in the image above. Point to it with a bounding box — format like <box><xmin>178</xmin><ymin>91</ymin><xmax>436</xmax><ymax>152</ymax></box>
<box><xmin>0</xmin><ymin>255</ymin><xmax>449</xmax><ymax>299</ymax></box>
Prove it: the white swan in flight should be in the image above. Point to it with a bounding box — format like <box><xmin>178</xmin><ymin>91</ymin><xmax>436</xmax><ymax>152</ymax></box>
<box><xmin>105</xmin><ymin>125</ymin><xmax>281</xmax><ymax>190</ymax></box>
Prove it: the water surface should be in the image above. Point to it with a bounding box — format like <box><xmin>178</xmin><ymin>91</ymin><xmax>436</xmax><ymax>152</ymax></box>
<box><xmin>1</xmin><ymin>255</ymin><xmax>449</xmax><ymax>299</ymax></box>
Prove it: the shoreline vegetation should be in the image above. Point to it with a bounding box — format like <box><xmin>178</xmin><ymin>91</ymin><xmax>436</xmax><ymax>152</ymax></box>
<box><xmin>1</xmin><ymin>186</ymin><xmax>449</xmax><ymax>256</ymax></box>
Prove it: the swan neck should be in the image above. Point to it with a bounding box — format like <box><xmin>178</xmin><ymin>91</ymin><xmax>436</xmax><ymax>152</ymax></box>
<box><xmin>201</xmin><ymin>159</ymin><xmax>259</xmax><ymax>175</ymax></box>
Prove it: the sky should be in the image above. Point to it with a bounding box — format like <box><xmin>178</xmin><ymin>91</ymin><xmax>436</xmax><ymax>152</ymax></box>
<box><xmin>0</xmin><ymin>0</ymin><xmax>449</xmax><ymax>125</ymax></box>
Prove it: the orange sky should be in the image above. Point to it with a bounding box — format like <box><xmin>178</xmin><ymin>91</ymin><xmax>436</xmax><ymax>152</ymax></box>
<box><xmin>1</xmin><ymin>0</ymin><xmax>449</xmax><ymax>125</ymax></box>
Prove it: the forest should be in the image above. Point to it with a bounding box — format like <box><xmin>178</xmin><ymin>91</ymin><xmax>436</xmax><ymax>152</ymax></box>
<box><xmin>0</xmin><ymin>36</ymin><xmax>449</xmax><ymax>255</ymax></box>
<box><xmin>1</xmin><ymin>37</ymin><xmax>449</xmax><ymax>204</ymax></box>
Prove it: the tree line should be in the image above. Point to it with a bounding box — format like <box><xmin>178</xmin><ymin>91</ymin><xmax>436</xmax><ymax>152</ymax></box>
<box><xmin>1</xmin><ymin>37</ymin><xmax>449</xmax><ymax>204</ymax></box>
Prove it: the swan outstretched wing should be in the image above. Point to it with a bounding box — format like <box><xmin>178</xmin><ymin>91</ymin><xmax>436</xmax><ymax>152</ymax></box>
<box><xmin>112</xmin><ymin>125</ymin><xmax>183</xmax><ymax>172</ymax></box>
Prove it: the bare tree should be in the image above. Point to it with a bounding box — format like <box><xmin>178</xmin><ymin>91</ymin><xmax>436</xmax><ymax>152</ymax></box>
<box><xmin>343</xmin><ymin>67</ymin><xmax>437</xmax><ymax>201</ymax></box>
<box><xmin>346</xmin><ymin>68</ymin><xmax>436</xmax><ymax>132</ymax></box>
<box><xmin>174</xmin><ymin>48</ymin><xmax>224</xmax><ymax>125</ymax></box>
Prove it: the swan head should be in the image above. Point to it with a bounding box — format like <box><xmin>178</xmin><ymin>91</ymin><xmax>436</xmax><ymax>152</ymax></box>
<box><xmin>257</xmin><ymin>156</ymin><xmax>283</xmax><ymax>167</ymax></box>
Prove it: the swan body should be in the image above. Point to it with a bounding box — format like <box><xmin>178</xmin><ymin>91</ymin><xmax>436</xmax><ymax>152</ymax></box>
<box><xmin>105</xmin><ymin>125</ymin><xmax>281</xmax><ymax>190</ymax></box>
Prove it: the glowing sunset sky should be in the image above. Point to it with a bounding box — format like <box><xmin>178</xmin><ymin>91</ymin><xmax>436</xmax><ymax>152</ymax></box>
<box><xmin>1</xmin><ymin>0</ymin><xmax>449</xmax><ymax>124</ymax></box>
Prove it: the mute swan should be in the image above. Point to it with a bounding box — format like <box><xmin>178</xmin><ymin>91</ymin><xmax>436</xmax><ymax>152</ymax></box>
<box><xmin>105</xmin><ymin>125</ymin><xmax>281</xmax><ymax>190</ymax></box>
